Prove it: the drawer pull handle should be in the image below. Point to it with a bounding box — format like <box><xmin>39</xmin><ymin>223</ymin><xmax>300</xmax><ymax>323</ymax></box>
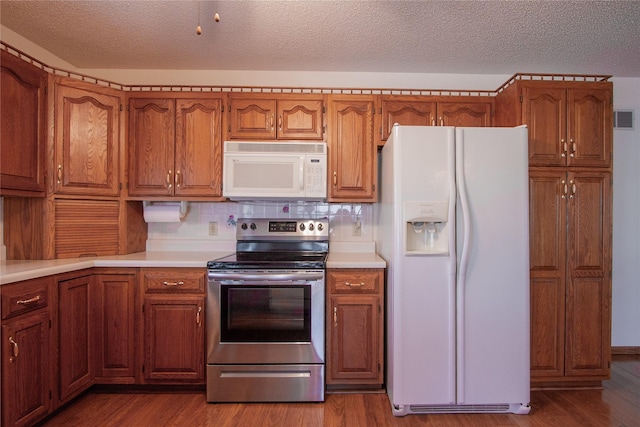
<box><xmin>162</xmin><ymin>281</ymin><xmax>185</xmax><ymax>287</ymax></box>
<box><xmin>9</xmin><ymin>336</ymin><xmax>19</xmax><ymax>362</ymax></box>
<box><xmin>16</xmin><ymin>295</ymin><xmax>41</xmax><ymax>305</ymax></box>
<box><xmin>345</xmin><ymin>282</ymin><xmax>365</xmax><ymax>287</ymax></box>
<box><xmin>197</xmin><ymin>306</ymin><xmax>202</xmax><ymax>327</ymax></box>
<box><xmin>333</xmin><ymin>307</ymin><xmax>337</xmax><ymax>327</ymax></box>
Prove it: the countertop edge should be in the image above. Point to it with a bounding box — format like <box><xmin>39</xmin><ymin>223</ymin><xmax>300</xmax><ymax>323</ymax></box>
<box><xmin>1</xmin><ymin>251</ymin><xmax>386</xmax><ymax>285</ymax></box>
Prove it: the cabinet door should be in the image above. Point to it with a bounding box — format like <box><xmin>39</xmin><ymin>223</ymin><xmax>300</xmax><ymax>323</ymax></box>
<box><xmin>1</xmin><ymin>311</ymin><xmax>51</xmax><ymax>427</ymax></box>
<box><xmin>326</xmin><ymin>295</ymin><xmax>382</xmax><ymax>384</ymax></box>
<box><xmin>438</xmin><ymin>101</ymin><xmax>492</xmax><ymax>127</ymax></box>
<box><xmin>58</xmin><ymin>274</ymin><xmax>94</xmax><ymax>402</ymax></box>
<box><xmin>95</xmin><ymin>273</ymin><xmax>137</xmax><ymax>382</ymax></box>
<box><xmin>0</xmin><ymin>50</ymin><xmax>47</xmax><ymax>196</ymax></box>
<box><xmin>54</xmin><ymin>82</ymin><xmax>121</xmax><ymax>196</ymax></box>
<box><xmin>529</xmin><ymin>170</ymin><xmax>567</xmax><ymax>378</ymax></box>
<box><xmin>144</xmin><ymin>296</ymin><xmax>205</xmax><ymax>382</ymax></box>
<box><xmin>328</xmin><ymin>96</ymin><xmax>376</xmax><ymax>201</ymax></box>
<box><xmin>228</xmin><ymin>97</ymin><xmax>277</xmax><ymax>139</ymax></box>
<box><xmin>567</xmin><ymin>88</ymin><xmax>612</xmax><ymax>168</ymax></box>
<box><xmin>380</xmin><ymin>97</ymin><xmax>436</xmax><ymax>141</ymax></box>
<box><xmin>277</xmin><ymin>98</ymin><xmax>324</xmax><ymax>140</ymax></box>
<box><xmin>175</xmin><ymin>98</ymin><xmax>223</xmax><ymax>197</ymax></box>
<box><xmin>565</xmin><ymin>171</ymin><xmax>611</xmax><ymax>378</ymax></box>
<box><xmin>128</xmin><ymin>98</ymin><xmax>175</xmax><ymax>196</ymax></box>
<box><xmin>522</xmin><ymin>86</ymin><xmax>567</xmax><ymax>167</ymax></box>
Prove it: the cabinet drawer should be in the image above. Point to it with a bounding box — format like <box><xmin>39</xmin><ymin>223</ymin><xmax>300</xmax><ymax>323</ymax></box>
<box><xmin>142</xmin><ymin>268</ymin><xmax>205</xmax><ymax>293</ymax></box>
<box><xmin>328</xmin><ymin>269</ymin><xmax>382</xmax><ymax>294</ymax></box>
<box><xmin>1</xmin><ymin>276</ymin><xmax>52</xmax><ymax>320</ymax></box>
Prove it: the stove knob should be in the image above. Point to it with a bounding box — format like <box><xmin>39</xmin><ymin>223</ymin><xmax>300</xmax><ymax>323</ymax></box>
<box><xmin>317</xmin><ymin>223</ymin><xmax>324</xmax><ymax>231</ymax></box>
<box><xmin>250</xmin><ymin>223</ymin><xmax>257</xmax><ymax>231</ymax></box>
<box><xmin>241</xmin><ymin>223</ymin><xmax>248</xmax><ymax>230</ymax></box>
<box><xmin>299</xmin><ymin>223</ymin><xmax>306</xmax><ymax>231</ymax></box>
<box><xmin>308</xmin><ymin>222</ymin><xmax>315</xmax><ymax>231</ymax></box>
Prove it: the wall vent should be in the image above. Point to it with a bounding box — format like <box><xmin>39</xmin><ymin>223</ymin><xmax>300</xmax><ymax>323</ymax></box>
<box><xmin>613</xmin><ymin>110</ymin><xmax>634</xmax><ymax>130</ymax></box>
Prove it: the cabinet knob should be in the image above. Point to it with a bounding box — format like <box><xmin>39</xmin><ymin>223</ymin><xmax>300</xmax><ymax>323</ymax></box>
<box><xmin>57</xmin><ymin>165</ymin><xmax>63</xmax><ymax>184</ymax></box>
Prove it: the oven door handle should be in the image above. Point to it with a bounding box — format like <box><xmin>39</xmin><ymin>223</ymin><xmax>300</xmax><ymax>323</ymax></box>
<box><xmin>208</xmin><ymin>271</ymin><xmax>324</xmax><ymax>282</ymax></box>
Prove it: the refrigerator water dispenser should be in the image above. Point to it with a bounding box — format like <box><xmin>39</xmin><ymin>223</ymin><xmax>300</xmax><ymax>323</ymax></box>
<box><xmin>404</xmin><ymin>201</ymin><xmax>449</xmax><ymax>255</ymax></box>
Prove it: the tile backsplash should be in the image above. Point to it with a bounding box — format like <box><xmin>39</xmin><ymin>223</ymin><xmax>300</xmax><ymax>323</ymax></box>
<box><xmin>146</xmin><ymin>201</ymin><xmax>373</xmax><ymax>252</ymax></box>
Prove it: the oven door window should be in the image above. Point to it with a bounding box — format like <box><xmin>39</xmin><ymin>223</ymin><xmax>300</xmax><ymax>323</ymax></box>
<box><xmin>221</xmin><ymin>285</ymin><xmax>311</xmax><ymax>342</ymax></box>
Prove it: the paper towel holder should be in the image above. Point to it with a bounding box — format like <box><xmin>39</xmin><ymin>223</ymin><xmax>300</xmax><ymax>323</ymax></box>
<box><xmin>143</xmin><ymin>201</ymin><xmax>188</xmax><ymax>222</ymax></box>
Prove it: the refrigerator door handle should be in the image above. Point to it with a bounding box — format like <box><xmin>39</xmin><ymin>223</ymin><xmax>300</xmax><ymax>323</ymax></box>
<box><xmin>455</xmin><ymin>130</ymin><xmax>472</xmax><ymax>404</ymax></box>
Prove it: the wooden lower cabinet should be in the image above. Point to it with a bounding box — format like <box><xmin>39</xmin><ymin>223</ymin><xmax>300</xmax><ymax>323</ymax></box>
<box><xmin>326</xmin><ymin>268</ymin><xmax>384</xmax><ymax>389</ymax></box>
<box><xmin>94</xmin><ymin>269</ymin><xmax>138</xmax><ymax>383</ymax></box>
<box><xmin>141</xmin><ymin>268</ymin><xmax>205</xmax><ymax>383</ymax></box>
<box><xmin>529</xmin><ymin>169</ymin><xmax>612</xmax><ymax>386</ymax></box>
<box><xmin>57</xmin><ymin>271</ymin><xmax>95</xmax><ymax>404</ymax></box>
<box><xmin>1</xmin><ymin>276</ymin><xmax>54</xmax><ymax>427</ymax></box>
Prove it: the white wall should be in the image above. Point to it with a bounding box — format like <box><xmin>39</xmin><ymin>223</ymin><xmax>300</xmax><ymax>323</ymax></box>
<box><xmin>611</xmin><ymin>77</ymin><xmax>640</xmax><ymax>347</ymax></box>
<box><xmin>2</xmin><ymin>28</ymin><xmax>638</xmax><ymax>346</ymax></box>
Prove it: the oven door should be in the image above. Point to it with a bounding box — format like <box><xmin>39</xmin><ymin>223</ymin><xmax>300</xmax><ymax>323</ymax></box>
<box><xmin>207</xmin><ymin>270</ymin><xmax>325</xmax><ymax>365</ymax></box>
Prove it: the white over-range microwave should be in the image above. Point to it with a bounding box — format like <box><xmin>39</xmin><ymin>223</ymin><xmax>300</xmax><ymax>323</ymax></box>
<box><xmin>222</xmin><ymin>141</ymin><xmax>327</xmax><ymax>201</ymax></box>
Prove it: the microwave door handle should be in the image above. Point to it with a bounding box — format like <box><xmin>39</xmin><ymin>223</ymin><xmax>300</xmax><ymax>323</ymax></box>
<box><xmin>299</xmin><ymin>157</ymin><xmax>305</xmax><ymax>191</ymax></box>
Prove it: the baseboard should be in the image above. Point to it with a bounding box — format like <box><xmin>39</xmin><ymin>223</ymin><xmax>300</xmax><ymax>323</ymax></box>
<box><xmin>612</xmin><ymin>346</ymin><xmax>640</xmax><ymax>356</ymax></box>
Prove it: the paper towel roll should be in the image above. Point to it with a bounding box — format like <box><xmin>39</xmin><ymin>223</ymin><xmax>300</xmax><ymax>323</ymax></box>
<box><xmin>143</xmin><ymin>201</ymin><xmax>188</xmax><ymax>223</ymax></box>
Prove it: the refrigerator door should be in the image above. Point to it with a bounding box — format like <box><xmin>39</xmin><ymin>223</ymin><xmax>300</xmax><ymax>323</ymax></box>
<box><xmin>381</xmin><ymin>126</ymin><xmax>457</xmax><ymax>410</ymax></box>
<box><xmin>455</xmin><ymin>127</ymin><xmax>530</xmax><ymax>407</ymax></box>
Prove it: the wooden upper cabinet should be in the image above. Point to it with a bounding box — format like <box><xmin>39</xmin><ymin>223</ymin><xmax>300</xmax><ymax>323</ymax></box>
<box><xmin>128</xmin><ymin>96</ymin><xmax>223</xmax><ymax>198</ymax></box>
<box><xmin>128</xmin><ymin>98</ymin><xmax>175</xmax><ymax>196</ymax></box>
<box><xmin>327</xmin><ymin>96</ymin><xmax>376</xmax><ymax>202</ymax></box>
<box><xmin>519</xmin><ymin>82</ymin><xmax>612</xmax><ymax>168</ymax></box>
<box><xmin>379</xmin><ymin>96</ymin><xmax>493</xmax><ymax>143</ymax></box>
<box><xmin>523</xmin><ymin>86</ymin><xmax>567</xmax><ymax>167</ymax></box>
<box><xmin>228</xmin><ymin>94</ymin><xmax>324</xmax><ymax>140</ymax></box>
<box><xmin>438</xmin><ymin>101</ymin><xmax>492</xmax><ymax>127</ymax></box>
<box><xmin>53</xmin><ymin>79</ymin><xmax>121</xmax><ymax>196</ymax></box>
<box><xmin>380</xmin><ymin>96</ymin><xmax>436</xmax><ymax>141</ymax></box>
<box><xmin>175</xmin><ymin>98</ymin><xmax>223</xmax><ymax>197</ymax></box>
<box><xmin>567</xmin><ymin>88</ymin><xmax>612</xmax><ymax>168</ymax></box>
<box><xmin>0</xmin><ymin>50</ymin><xmax>47</xmax><ymax>196</ymax></box>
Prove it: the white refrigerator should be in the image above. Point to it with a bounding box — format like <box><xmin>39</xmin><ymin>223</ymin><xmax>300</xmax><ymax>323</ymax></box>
<box><xmin>377</xmin><ymin>125</ymin><xmax>531</xmax><ymax>416</ymax></box>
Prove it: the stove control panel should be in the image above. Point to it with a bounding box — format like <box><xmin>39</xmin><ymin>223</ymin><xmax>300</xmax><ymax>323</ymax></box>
<box><xmin>237</xmin><ymin>218</ymin><xmax>329</xmax><ymax>239</ymax></box>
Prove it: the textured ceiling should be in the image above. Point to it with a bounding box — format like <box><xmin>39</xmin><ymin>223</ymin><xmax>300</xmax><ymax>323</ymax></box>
<box><xmin>1</xmin><ymin>0</ymin><xmax>639</xmax><ymax>77</ymax></box>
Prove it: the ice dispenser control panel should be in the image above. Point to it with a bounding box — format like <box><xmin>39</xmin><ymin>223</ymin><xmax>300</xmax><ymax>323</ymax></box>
<box><xmin>404</xmin><ymin>201</ymin><xmax>449</xmax><ymax>255</ymax></box>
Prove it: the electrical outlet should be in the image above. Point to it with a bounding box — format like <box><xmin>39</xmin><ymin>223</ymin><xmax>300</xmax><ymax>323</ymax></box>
<box><xmin>208</xmin><ymin>221</ymin><xmax>218</xmax><ymax>236</ymax></box>
<box><xmin>352</xmin><ymin>221</ymin><xmax>362</xmax><ymax>236</ymax></box>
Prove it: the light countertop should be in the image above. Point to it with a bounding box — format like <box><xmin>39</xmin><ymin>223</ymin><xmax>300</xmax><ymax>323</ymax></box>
<box><xmin>1</xmin><ymin>250</ymin><xmax>386</xmax><ymax>285</ymax></box>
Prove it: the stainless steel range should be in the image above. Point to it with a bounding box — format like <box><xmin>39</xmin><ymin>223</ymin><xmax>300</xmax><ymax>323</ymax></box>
<box><xmin>206</xmin><ymin>218</ymin><xmax>328</xmax><ymax>403</ymax></box>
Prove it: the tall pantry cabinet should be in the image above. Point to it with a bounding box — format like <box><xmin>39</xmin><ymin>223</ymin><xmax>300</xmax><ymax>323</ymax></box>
<box><xmin>495</xmin><ymin>76</ymin><xmax>613</xmax><ymax>387</ymax></box>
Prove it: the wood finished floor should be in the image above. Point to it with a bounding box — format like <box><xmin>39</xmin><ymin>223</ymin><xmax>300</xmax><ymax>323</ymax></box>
<box><xmin>41</xmin><ymin>357</ymin><xmax>640</xmax><ymax>427</ymax></box>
